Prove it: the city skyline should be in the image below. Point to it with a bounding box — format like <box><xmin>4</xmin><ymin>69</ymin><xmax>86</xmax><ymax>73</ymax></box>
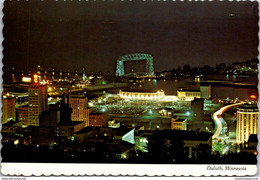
<box><xmin>3</xmin><ymin>1</ymin><xmax>258</xmax><ymax>75</ymax></box>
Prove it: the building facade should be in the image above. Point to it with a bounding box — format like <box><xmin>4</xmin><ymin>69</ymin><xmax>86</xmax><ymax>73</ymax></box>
<box><xmin>70</xmin><ymin>95</ymin><xmax>88</xmax><ymax>121</ymax></box>
<box><xmin>236</xmin><ymin>105</ymin><xmax>258</xmax><ymax>144</ymax></box>
<box><xmin>177</xmin><ymin>89</ymin><xmax>200</xmax><ymax>101</ymax></box>
<box><xmin>200</xmin><ymin>85</ymin><xmax>211</xmax><ymax>99</ymax></box>
<box><xmin>28</xmin><ymin>84</ymin><xmax>48</xmax><ymax>126</ymax></box>
<box><xmin>2</xmin><ymin>95</ymin><xmax>16</xmax><ymax>124</ymax></box>
<box><xmin>171</xmin><ymin>117</ymin><xmax>187</xmax><ymax>130</ymax></box>
<box><xmin>89</xmin><ymin>113</ymin><xmax>108</xmax><ymax>127</ymax></box>
<box><xmin>119</xmin><ymin>90</ymin><xmax>165</xmax><ymax>100</ymax></box>
<box><xmin>18</xmin><ymin>105</ymin><xmax>28</xmax><ymax>126</ymax></box>
<box><xmin>191</xmin><ymin>98</ymin><xmax>204</xmax><ymax>117</ymax></box>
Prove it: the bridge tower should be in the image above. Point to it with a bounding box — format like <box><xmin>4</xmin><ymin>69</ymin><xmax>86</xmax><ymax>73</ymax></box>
<box><xmin>115</xmin><ymin>53</ymin><xmax>154</xmax><ymax>77</ymax></box>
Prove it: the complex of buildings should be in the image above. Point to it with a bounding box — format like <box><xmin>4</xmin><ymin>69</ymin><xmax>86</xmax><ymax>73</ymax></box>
<box><xmin>2</xmin><ymin>61</ymin><xmax>259</xmax><ymax>163</ymax></box>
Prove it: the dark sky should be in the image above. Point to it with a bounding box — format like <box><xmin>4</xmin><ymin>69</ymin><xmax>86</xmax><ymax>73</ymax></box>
<box><xmin>3</xmin><ymin>1</ymin><xmax>259</xmax><ymax>76</ymax></box>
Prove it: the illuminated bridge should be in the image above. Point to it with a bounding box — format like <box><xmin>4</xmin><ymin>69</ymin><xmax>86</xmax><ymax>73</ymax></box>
<box><xmin>115</xmin><ymin>53</ymin><xmax>154</xmax><ymax>77</ymax></box>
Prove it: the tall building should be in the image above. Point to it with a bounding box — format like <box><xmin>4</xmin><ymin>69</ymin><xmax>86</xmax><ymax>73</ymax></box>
<box><xmin>191</xmin><ymin>98</ymin><xmax>204</xmax><ymax>117</ymax></box>
<box><xmin>2</xmin><ymin>94</ymin><xmax>16</xmax><ymax>124</ymax></box>
<box><xmin>236</xmin><ymin>104</ymin><xmax>258</xmax><ymax>144</ymax></box>
<box><xmin>18</xmin><ymin>105</ymin><xmax>28</xmax><ymax>126</ymax></box>
<box><xmin>69</xmin><ymin>95</ymin><xmax>88</xmax><ymax>121</ymax></box>
<box><xmin>200</xmin><ymin>85</ymin><xmax>211</xmax><ymax>99</ymax></box>
<box><xmin>39</xmin><ymin>108</ymin><xmax>60</xmax><ymax>127</ymax></box>
<box><xmin>28</xmin><ymin>75</ymin><xmax>48</xmax><ymax>126</ymax></box>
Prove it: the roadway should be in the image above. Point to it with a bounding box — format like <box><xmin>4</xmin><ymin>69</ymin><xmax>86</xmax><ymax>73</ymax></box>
<box><xmin>212</xmin><ymin>102</ymin><xmax>245</xmax><ymax>139</ymax></box>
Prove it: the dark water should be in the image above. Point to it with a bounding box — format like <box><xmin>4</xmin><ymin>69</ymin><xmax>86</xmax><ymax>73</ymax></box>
<box><xmin>130</xmin><ymin>77</ymin><xmax>258</xmax><ymax>100</ymax></box>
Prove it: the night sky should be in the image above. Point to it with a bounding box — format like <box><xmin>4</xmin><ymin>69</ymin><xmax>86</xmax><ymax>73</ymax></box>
<box><xmin>3</xmin><ymin>1</ymin><xmax>259</xmax><ymax>77</ymax></box>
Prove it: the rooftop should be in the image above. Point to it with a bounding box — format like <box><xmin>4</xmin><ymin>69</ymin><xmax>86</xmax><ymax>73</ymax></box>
<box><xmin>238</xmin><ymin>104</ymin><xmax>258</xmax><ymax>110</ymax></box>
<box><xmin>120</xmin><ymin>89</ymin><xmax>163</xmax><ymax>93</ymax></box>
<box><xmin>178</xmin><ymin>89</ymin><xmax>200</xmax><ymax>92</ymax></box>
<box><xmin>174</xmin><ymin>118</ymin><xmax>187</xmax><ymax>122</ymax></box>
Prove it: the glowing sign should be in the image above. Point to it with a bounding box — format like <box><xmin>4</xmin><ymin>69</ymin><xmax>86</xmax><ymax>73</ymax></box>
<box><xmin>250</xmin><ymin>95</ymin><xmax>257</xmax><ymax>99</ymax></box>
<box><xmin>22</xmin><ymin>77</ymin><xmax>32</xmax><ymax>83</ymax></box>
<box><xmin>33</xmin><ymin>74</ymin><xmax>39</xmax><ymax>84</ymax></box>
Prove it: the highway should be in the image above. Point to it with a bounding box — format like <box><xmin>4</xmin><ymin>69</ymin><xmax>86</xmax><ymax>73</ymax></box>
<box><xmin>212</xmin><ymin>102</ymin><xmax>245</xmax><ymax>139</ymax></box>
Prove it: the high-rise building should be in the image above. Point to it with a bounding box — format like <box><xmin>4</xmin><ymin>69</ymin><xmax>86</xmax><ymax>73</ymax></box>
<box><xmin>28</xmin><ymin>75</ymin><xmax>48</xmax><ymax>126</ymax></box>
<box><xmin>18</xmin><ymin>105</ymin><xmax>28</xmax><ymax>126</ymax></box>
<box><xmin>2</xmin><ymin>94</ymin><xmax>16</xmax><ymax>124</ymax></box>
<box><xmin>236</xmin><ymin>104</ymin><xmax>258</xmax><ymax>144</ymax></box>
<box><xmin>70</xmin><ymin>95</ymin><xmax>88</xmax><ymax>121</ymax></box>
<box><xmin>191</xmin><ymin>98</ymin><xmax>204</xmax><ymax>117</ymax></box>
<box><xmin>39</xmin><ymin>107</ymin><xmax>60</xmax><ymax>127</ymax></box>
<box><xmin>200</xmin><ymin>85</ymin><xmax>211</xmax><ymax>99</ymax></box>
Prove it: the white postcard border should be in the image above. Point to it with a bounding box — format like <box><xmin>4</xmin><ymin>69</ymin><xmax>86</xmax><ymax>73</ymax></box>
<box><xmin>1</xmin><ymin>163</ymin><xmax>257</xmax><ymax>176</ymax></box>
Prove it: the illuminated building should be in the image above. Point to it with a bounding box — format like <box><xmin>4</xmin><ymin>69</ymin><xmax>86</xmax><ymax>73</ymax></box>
<box><xmin>28</xmin><ymin>74</ymin><xmax>48</xmax><ymax>126</ymax></box>
<box><xmin>22</xmin><ymin>76</ymin><xmax>32</xmax><ymax>83</ymax></box>
<box><xmin>89</xmin><ymin>113</ymin><xmax>108</xmax><ymax>127</ymax></box>
<box><xmin>171</xmin><ymin>117</ymin><xmax>187</xmax><ymax>130</ymax></box>
<box><xmin>2</xmin><ymin>94</ymin><xmax>16</xmax><ymax>124</ymax></box>
<box><xmin>236</xmin><ymin>104</ymin><xmax>258</xmax><ymax>144</ymax></box>
<box><xmin>69</xmin><ymin>95</ymin><xmax>89</xmax><ymax>121</ymax></box>
<box><xmin>18</xmin><ymin>105</ymin><xmax>28</xmax><ymax>126</ymax></box>
<box><xmin>73</xmin><ymin>108</ymin><xmax>91</xmax><ymax>132</ymax></box>
<box><xmin>200</xmin><ymin>85</ymin><xmax>211</xmax><ymax>99</ymax></box>
<box><xmin>108</xmin><ymin>120</ymin><xmax>120</xmax><ymax>128</ymax></box>
<box><xmin>177</xmin><ymin>89</ymin><xmax>200</xmax><ymax>101</ymax></box>
<box><xmin>119</xmin><ymin>90</ymin><xmax>165</xmax><ymax>100</ymax></box>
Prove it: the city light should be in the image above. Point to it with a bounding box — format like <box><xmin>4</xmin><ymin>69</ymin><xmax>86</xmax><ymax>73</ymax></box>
<box><xmin>22</xmin><ymin>77</ymin><xmax>32</xmax><ymax>83</ymax></box>
<box><xmin>186</xmin><ymin>112</ymin><xmax>190</xmax><ymax>116</ymax></box>
<box><xmin>250</xmin><ymin>95</ymin><xmax>257</xmax><ymax>99</ymax></box>
<box><xmin>14</xmin><ymin>140</ymin><xmax>19</xmax><ymax>145</ymax></box>
<box><xmin>33</xmin><ymin>74</ymin><xmax>39</xmax><ymax>84</ymax></box>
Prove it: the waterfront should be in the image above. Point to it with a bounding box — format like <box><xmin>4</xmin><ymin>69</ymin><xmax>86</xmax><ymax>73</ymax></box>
<box><xmin>128</xmin><ymin>76</ymin><xmax>258</xmax><ymax>100</ymax></box>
